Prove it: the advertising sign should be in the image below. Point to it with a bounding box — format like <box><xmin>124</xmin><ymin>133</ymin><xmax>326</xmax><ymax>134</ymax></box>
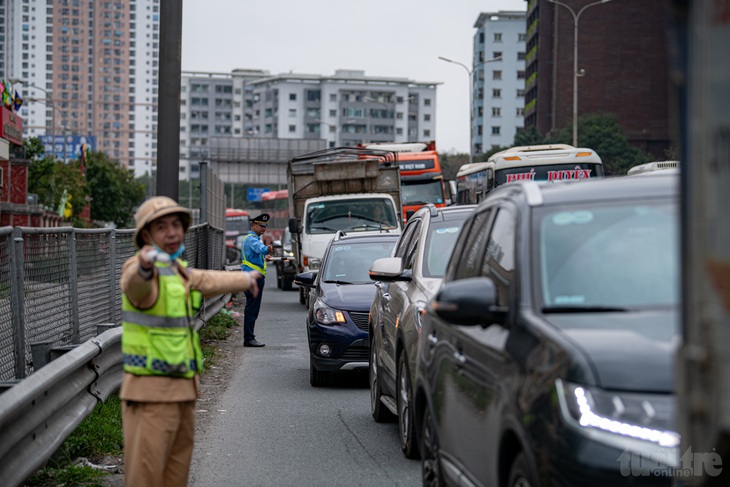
<box><xmin>0</xmin><ymin>107</ymin><xmax>23</xmax><ymax>145</ymax></box>
<box><xmin>247</xmin><ymin>187</ymin><xmax>270</xmax><ymax>202</ymax></box>
<box><xmin>38</xmin><ymin>135</ymin><xmax>95</xmax><ymax>161</ymax></box>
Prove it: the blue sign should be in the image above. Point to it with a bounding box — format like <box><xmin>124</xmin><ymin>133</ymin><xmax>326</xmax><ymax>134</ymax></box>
<box><xmin>38</xmin><ymin>135</ymin><xmax>96</xmax><ymax>162</ymax></box>
<box><xmin>247</xmin><ymin>188</ymin><xmax>270</xmax><ymax>202</ymax></box>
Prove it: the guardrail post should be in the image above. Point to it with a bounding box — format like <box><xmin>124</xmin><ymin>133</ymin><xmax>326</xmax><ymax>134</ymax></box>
<box><xmin>30</xmin><ymin>340</ymin><xmax>54</xmax><ymax>371</ymax></box>
<box><xmin>200</xmin><ymin>161</ymin><xmax>208</xmax><ymax>225</ymax></box>
<box><xmin>97</xmin><ymin>323</ymin><xmax>118</xmax><ymax>336</ymax></box>
<box><xmin>10</xmin><ymin>228</ymin><xmax>26</xmax><ymax>379</ymax></box>
<box><xmin>108</xmin><ymin>229</ymin><xmax>117</xmax><ymax>324</ymax></box>
<box><xmin>69</xmin><ymin>229</ymin><xmax>80</xmax><ymax>343</ymax></box>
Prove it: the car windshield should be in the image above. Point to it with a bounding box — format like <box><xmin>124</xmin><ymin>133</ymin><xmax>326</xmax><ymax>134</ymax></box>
<box><xmin>422</xmin><ymin>219</ymin><xmax>467</xmax><ymax>278</ymax></box>
<box><xmin>537</xmin><ymin>200</ymin><xmax>678</xmax><ymax>309</ymax></box>
<box><xmin>306</xmin><ymin>198</ymin><xmax>399</xmax><ymax>234</ymax></box>
<box><xmin>324</xmin><ymin>240</ymin><xmax>396</xmax><ymax>284</ymax></box>
<box><xmin>401</xmin><ymin>180</ymin><xmax>444</xmax><ymax>206</ymax></box>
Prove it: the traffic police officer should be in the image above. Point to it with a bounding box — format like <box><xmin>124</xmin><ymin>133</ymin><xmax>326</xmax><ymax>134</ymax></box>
<box><xmin>120</xmin><ymin>196</ymin><xmax>260</xmax><ymax>486</ymax></box>
<box><xmin>241</xmin><ymin>213</ymin><xmax>272</xmax><ymax>347</ymax></box>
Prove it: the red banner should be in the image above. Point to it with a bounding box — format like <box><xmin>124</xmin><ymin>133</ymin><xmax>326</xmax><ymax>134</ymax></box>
<box><xmin>1</xmin><ymin>107</ymin><xmax>23</xmax><ymax>146</ymax></box>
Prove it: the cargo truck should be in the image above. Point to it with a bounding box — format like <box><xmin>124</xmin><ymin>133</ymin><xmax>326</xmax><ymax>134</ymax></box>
<box><xmin>287</xmin><ymin>147</ymin><xmax>402</xmax><ymax>305</ymax></box>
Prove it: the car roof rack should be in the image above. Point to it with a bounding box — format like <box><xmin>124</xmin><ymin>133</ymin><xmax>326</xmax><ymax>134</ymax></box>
<box><xmin>422</xmin><ymin>203</ymin><xmax>439</xmax><ymax>217</ymax></box>
<box><xmin>334</xmin><ymin>230</ymin><xmax>346</xmax><ymax>241</ymax></box>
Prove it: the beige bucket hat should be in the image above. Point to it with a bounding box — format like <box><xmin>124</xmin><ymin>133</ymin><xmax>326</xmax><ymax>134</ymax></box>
<box><xmin>133</xmin><ymin>196</ymin><xmax>192</xmax><ymax>248</ymax></box>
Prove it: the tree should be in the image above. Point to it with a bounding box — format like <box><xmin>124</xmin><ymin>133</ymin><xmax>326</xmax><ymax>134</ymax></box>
<box><xmin>513</xmin><ymin>126</ymin><xmax>544</xmax><ymax>147</ymax></box>
<box><xmin>85</xmin><ymin>151</ymin><xmax>145</xmax><ymax>228</ymax></box>
<box><xmin>27</xmin><ymin>142</ymin><xmax>89</xmax><ymax>221</ymax></box>
<box><xmin>552</xmin><ymin>113</ymin><xmax>652</xmax><ymax>175</ymax></box>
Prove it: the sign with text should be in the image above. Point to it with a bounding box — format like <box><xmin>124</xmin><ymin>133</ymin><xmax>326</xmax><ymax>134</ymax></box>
<box><xmin>38</xmin><ymin>135</ymin><xmax>96</xmax><ymax>161</ymax></box>
<box><xmin>0</xmin><ymin>107</ymin><xmax>24</xmax><ymax>146</ymax></box>
<box><xmin>247</xmin><ymin>187</ymin><xmax>270</xmax><ymax>202</ymax></box>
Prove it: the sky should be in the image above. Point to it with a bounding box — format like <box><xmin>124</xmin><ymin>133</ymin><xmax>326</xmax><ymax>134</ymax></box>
<box><xmin>181</xmin><ymin>0</ymin><xmax>527</xmax><ymax>154</ymax></box>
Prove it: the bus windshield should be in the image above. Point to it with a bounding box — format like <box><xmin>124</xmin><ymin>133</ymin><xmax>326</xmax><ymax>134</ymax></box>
<box><xmin>496</xmin><ymin>163</ymin><xmax>604</xmax><ymax>186</ymax></box>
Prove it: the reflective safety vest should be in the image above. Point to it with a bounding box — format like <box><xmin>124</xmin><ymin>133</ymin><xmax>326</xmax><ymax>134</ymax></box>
<box><xmin>241</xmin><ymin>233</ymin><xmax>267</xmax><ymax>276</ymax></box>
<box><xmin>122</xmin><ymin>258</ymin><xmax>203</xmax><ymax>378</ymax></box>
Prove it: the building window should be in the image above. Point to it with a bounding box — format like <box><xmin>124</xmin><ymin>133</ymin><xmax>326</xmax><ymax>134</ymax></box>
<box><xmin>492</xmin><ymin>89</ymin><xmax>502</xmax><ymax>98</ymax></box>
<box><xmin>329</xmin><ymin>93</ymin><xmax>336</xmax><ymax>102</ymax></box>
<box><xmin>518</xmin><ymin>52</ymin><xmax>526</xmax><ymax>61</ymax></box>
<box><xmin>492</xmin><ymin>126</ymin><xmax>501</xmax><ymax>135</ymax></box>
<box><xmin>424</xmin><ymin>129</ymin><xmax>431</xmax><ymax>137</ymax></box>
<box><xmin>424</xmin><ymin>114</ymin><xmax>431</xmax><ymax>122</ymax></box>
<box><xmin>516</xmin><ymin>107</ymin><xmax>525</xmax><ymax>116</ymax></box>
<box><xmin>494</xmin><ymin>33</ymin><xmax>502</xmax><ymax>42</ymax></box>
<box><xmin>517</xmin><ymin>89</ymin><xmax>525</xmax><ymax>98</ymax></box>
<box><xmin>289</xmin><ymin>108</ymin><xmax>296</xmax><ymax>118</ymax></box>
<box><xmin>517</xmin><ymin>71</ymin><xmax>526</xmax><ymax>79</ymax></box>
<box><xmin>518</xmin><ymin>33</ymin><xmax>526</xmax><ymax>42</ymax></box>
<box><xmin>424</xmin><ymin>98</ymin><xmax>432</xmax><ymax>106</ymax></box>
<box><xmin>492</xmin><ymin>107</ymin><xmax>501</xmax><ymax>117</ymax></box>
<box><xmin>493</xmin><ymin>70</ymin><xmax>502</xmax><ymax>80</ymax></box>
<box><xmin>493</xmin><ymin>51</ymin><xmax>502</xmax><ymax>60</ymax></box>
<box><xmin>289</xmin><ymin>125</ymin><xmax>296</xmax><ymax>133</ymax></box>
<box><xmin>289</xmin><ymin>93</ymin><xmax>296</xmax><ymax>101</ymax></box>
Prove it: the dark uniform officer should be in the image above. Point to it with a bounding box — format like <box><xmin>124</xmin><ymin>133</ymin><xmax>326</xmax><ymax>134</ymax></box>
<box><xmin>241</xmin><ymin>213</ymin><xmax>272</xmax><ymax>347</ymax></box>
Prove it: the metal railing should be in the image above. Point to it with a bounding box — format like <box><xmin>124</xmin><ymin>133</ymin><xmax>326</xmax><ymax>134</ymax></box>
<box><xmin>0</xmin><ymin>223</ymin><xmax>224</xmax><ymax>382</ymax></box>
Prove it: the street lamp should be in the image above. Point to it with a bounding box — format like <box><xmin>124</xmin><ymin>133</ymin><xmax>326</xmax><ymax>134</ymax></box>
<box><xmin>438</xmin><ymin>55</ymin><xmax>501</xmax><ymax>163</ymax></box>
<box><xmin>10</xmin><ymin>78</ymin><xmax>58</xmax><ymax>158</ymax></box>
<box><xmin>548</xmin><ymin>0</ymin><xmax>613</xmax><ymax>146</ymax></box>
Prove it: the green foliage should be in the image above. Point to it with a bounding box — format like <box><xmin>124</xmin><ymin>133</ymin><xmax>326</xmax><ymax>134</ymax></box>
<box><xmin>552</xmin><ymin>113</ymin><xmax>653</xmax><ymax>175</ymax></box>
<box><xmin>85</xmin><ymin>151</ymin><xmax>145</xmax><ymax>228</ymax></box>
<box><xmin>28</xmin><ymin>156</ymin><xmax>89</xmax><ymax>219</ymax></box>
<box><xmin>513</xmin><ymin>126</ymin><xmax>544</xmax><ymax>147</ymax></box>
<box><xmin>438</xmin><ymin>152</ymin><xmax>470</xmax><ymax>180</ymax></box>
<box><xmin>200</xmin><ymin>309</ymin><xmax>239</xmax><ymax>367</ymax></box>
<box><xmin>24</xmin><ymin>137</ymin><xmax>47</xmax><ymax>161</ymax></box>
<box><xmin>26</xmin><ymin>395</ymin><xmax>122</xmax><ymax>486</ymax></box>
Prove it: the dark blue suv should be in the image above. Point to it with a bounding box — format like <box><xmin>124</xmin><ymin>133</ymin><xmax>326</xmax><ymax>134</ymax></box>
<box><xmin>295</xmin><ymin>232</ymin><xmax>398</xmax><ymax>387</ymax></box>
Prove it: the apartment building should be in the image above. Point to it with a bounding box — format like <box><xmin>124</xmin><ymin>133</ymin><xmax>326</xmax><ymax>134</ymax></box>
<box><xmin>524</xmin><ymin>0</ymin><xmax>670</xmax><ymax>156</ymax></box>
<box><xmin>472</xmin><ymin>11</ymin><xmax>526</xmax><ymax>155</ymax></box>
<box><xmin>1</xmin><ymin>0</ymin><xmax>160</xmax><ymax>176</ymax></box>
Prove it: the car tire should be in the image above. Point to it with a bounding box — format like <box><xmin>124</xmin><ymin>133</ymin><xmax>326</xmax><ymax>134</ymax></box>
<box><xmin>370</xmin><ymin>346</ymin><xmax>396</xmax><ymax>423</ymax></box>
<box><xmin>397</xmin><ymin>353</ymin><xmax>419</xmax><ymax>459</ymax></box>
<box><xmin>282</xmin><ymin>276</ymin><xmax>293</xmax><ymax>291</ymax></box>
<box><xmin>309</xmin><ymin>359</ymin><xmax>330</xmax><ymax>387</ymax></box>
<box><xmin>508</xmin><ymin>452</ymin><xmax>534</xmax><ymax>487</ymax></box>
<box><xmin>421</xmin><ymin>407</ymin><xmax>444</xmax><ymax>487</ymax></box>
<box><xmin>276</xmin><ymin>269</ymin><xmax>283</xmax><ymax>289</ymax></box>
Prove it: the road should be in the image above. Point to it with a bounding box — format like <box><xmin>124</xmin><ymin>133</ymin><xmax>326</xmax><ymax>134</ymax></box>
<box><xmin>189</xmin><ymin>274</ymin><xmax>421</xmax><ymax>487</ymax></box>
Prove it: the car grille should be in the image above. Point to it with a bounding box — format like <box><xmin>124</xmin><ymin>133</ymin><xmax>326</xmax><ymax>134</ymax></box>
<box><xmin>341</xmin><ymin>346</ymin><xmax>369</xmax><ymax>360</ymax></box>
<box><xmin>349</xmin><ymin>312</ymin><xmax>369</xmax><ymax>332</ymax></box>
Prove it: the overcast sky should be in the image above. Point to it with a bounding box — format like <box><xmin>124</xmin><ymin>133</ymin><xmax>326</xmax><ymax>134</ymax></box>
<box><xmin>181</xmin><ymin>0</ymin><xmax>526</xmax><ymax>154</ymax></box>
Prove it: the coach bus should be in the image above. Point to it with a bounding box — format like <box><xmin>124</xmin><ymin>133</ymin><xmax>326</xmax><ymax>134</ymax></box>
<box><xmin>455</xmin><ymin>144</ymin><xmax>604</xmax><ymax>205</ymax></box>
<box><xmin>362</xmin><ymin>141</ymin><xmax>446</xmax><ymax>222</ymax></box>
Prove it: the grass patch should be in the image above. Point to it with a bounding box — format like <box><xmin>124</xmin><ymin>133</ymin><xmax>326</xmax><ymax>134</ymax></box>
<box><xmin>26</xmin><ymin>395</ymin><xmax>123</xmax><ymax>486</ymax></box>
<box><xmin>199</xmin><ymin>309</ymin><xmax>239</xmax><ymax>369</ymax></box>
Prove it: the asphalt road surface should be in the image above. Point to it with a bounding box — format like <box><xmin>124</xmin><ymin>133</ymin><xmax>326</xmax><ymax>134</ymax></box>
<box><xmin>189</xmin><ymin>274</ymin><xmax>421</xmax><ymax>487</ymax></box>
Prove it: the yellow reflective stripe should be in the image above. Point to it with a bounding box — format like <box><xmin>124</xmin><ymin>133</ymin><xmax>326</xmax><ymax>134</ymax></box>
<box><xmin>241</xmin><ymin>234</ymin><xmax>267</xmax><ymax>275</ymax></box>
<box><xmin>122</xmin><ymin>311</ymin><xmax>189</xmax><ymax>328</ymax></box>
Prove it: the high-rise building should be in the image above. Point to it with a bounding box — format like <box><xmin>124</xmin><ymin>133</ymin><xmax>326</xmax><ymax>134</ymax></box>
<box><xmin>472</xmin><ymin>11</ymin><xmax>526</xmax><ymax>155</ymax></box>
<box><xmin>1</xmin><ymin>0</ymin><xmax>160</xmax><ymax>174</ymax></box>
<box><xmin>524</xmin><ymin>0</ymin><xmax>670</xmax><ymax>156</ymax></box>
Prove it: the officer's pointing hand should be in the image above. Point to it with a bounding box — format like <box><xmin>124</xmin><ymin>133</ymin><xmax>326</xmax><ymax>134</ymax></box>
<box><xmin>247</xmin><ymin>271</ymin><xmax>261</xmax><ymax>298</ymax></box>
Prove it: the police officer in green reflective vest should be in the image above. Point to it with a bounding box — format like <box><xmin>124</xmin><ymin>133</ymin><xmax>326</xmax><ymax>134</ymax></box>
<box><xmin>120</xmin><ymin>196</ymin><xmax>260</xmax><ymax>486</ymax></box>
<box><xmin>241</xmin><ymin>213</ymin><xmax>272</xmax><ymax>347</ymax></box>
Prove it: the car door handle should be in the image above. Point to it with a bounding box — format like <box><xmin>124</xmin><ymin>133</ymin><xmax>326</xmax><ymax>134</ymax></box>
<box><xmin>427</xmin><ymin>333</ymin><xmax>438</xmax><ymax>347</ymax></box>
<box><xmin>453</xmin><ymin>351</ymin><xmax>466</xmax><ymax>367</ymax></box>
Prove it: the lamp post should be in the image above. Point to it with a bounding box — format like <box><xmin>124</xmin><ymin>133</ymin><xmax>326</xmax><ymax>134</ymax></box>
<box><xmin>548</xmin><ymin>0</ymin><xmax>613</xmax><ymax>146</ymax></box>
<box><xmin>10</xmin><ymin>79</ymin><xmax>58</xmax><ymax>158</ymax></box>
<box><xmin>438</xmin><ymin>55</ymin><xmax>501</xmax><ymax>163</ymax></box>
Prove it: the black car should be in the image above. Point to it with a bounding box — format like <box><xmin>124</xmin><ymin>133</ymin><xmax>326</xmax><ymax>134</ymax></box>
<box><xmin>415</xmin><ymin>174</ymin><xmax>680</xmax><ymax>486</ymax></box>
<box><xmin>273</xmin><ymin>227</ymin><xmax>297</xmax><ymax>290</ymax></box>
<box><xmin>295</xmin><ymin>232</ymin><xmax>398</xmax><ymax>387</ymax></box>
<box><xmin>368</xmin><ymin>204</ymin><xmax>475</xmax><ymax>459</ymax></box>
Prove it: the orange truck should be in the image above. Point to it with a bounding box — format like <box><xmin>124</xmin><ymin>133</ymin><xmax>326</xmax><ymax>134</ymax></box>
<box><xmin>361</xmin><ymin>141</ymin><xmax>446</xmax><ymax>222</ymax></box>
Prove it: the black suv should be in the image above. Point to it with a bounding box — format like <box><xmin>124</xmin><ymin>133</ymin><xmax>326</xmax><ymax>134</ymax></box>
<box><xmin>368</xmin><ymin>204</ymin><xmax>475</xmax><ymax>459</ymax></box>
<box><xmin>416</xmin><ymin>174</ymin><xmax>680</xmax><ymax>486</ymax></box>
<box><xmin>295</xmin><ymin>232</ymin><xmax>398</xmax><ymax>387</ymax></box>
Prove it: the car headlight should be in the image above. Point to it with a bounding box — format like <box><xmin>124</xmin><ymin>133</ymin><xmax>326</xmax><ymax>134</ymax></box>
<box><xmin>556</xmin><ymin>379</ymin><xmax>680</xmax><ymax>466</ymax></box>
<box><xmin>284</xmin><ymin>250</ymin><xmax>295</xmax><ymax>257</ymax></box>
<box><xmin>313</xmin><ymin>299</ymin><xmax>346</xmax><ymax>325</ymax></box>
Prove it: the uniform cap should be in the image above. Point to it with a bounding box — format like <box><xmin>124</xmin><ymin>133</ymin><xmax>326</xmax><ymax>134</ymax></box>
<box><xmin>251</xmin><ymin>213</ymin><xmax>270</xmax><ymax>227</ymax></box>
<box><xmin>133</xmin><ymin>196</ymin><xmax>192</xmax><ymax>248</ymax></box>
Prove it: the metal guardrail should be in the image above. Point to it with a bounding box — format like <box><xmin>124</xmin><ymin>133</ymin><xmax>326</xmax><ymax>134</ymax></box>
<box><xmin>0</xmin><ymin>291</ymin><xmax>232</xmax><ymax>487</ymax></box>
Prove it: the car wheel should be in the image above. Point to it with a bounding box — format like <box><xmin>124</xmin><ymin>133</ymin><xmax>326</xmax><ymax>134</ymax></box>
<box><xmin>309</xmin><ymin>358</ymin><xmax>330</xmax><ymax>387</ymax></box>
<box><xmin>397</xmin><ymin>353</ymin><xmax>419</xmax><ymax>459</ymax></box>
<box><xmin>421</xmin><ymin>407</ymin><xmax>444</xmax><ymax>487</ymax></box>
<box><xmin>370</xmin><ymin>346</ymin><xmax>396</xmax><ymax>422</ymax></box>
<box><xmin>282</xmin><ymin>276</ymin><xmax>293</xmax><ymax>291</ymax></box>
<box><xmin>508</xmin><ymin>452</ymin><xmax>533</xmax><ymax>487</ymax></box>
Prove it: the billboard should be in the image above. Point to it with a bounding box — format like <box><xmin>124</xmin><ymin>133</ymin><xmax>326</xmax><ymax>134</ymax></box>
<box><xmin>38</xmin><ymin>135</ymin><xmax>96</xmax><ymax>161</ymax></box>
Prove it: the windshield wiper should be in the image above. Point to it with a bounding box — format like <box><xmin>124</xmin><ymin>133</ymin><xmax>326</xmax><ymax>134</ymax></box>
<box><xmin>542</xmin><ymin>305</ymin><xmax>629</xmax><ymax>313</ymax></box>
<box><xmin>323</xmin><ymin>279</ymin><xmax>353</xmax><ymax>285</ymax></box>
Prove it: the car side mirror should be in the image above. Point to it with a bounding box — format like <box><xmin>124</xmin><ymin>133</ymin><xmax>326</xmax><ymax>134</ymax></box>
<box><xmin>294</xmin><ymin>271</ymin><xmax>317</xmax><ymax>288</ymax></box>
<box><xmin>289</xmin><ymin>218</ymin><xmax>301</xmax><ymax>234</ymax></box>
<box><xmin>406</xmin><ymin>209</ymin><xmax>415</xmax><ymax>222</ymax></box>
<box><xmin>273</xmin><ymin>240</ymin><xmax>282</xmax><ymax>248</ymax></box>
<box><xmin>368</xmin><ymin>257</ymin><xmax>412</xmax><ymax>282</ymax></box>
<box><xmin>430</xmin><ymin>277</ymin><xmax>503</xmax><ymax>327</ymax></box>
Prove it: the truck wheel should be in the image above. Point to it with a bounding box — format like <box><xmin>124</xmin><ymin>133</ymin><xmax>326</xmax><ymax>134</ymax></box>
<box><xmin>283</xmin><ymin>277</ymin><xmax>293</xmax><ymax>291</ymax></box>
